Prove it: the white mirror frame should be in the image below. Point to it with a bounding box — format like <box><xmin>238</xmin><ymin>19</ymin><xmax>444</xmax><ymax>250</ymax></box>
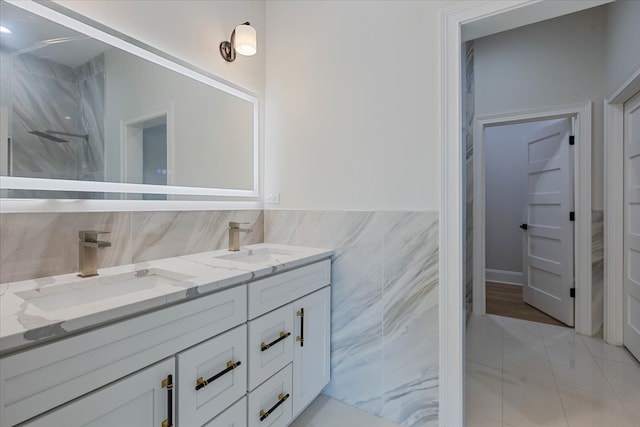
<box><xmin>0</xmin><ymin>0</ymin><xmax>260</xmax><ymax>212</ymax></box>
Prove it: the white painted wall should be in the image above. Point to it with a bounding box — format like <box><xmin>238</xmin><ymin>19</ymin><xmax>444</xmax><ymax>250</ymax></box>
<box><xmin>265</xmin><ymin>1</ymin><xmax>457</xmax><ymax>211</ymax></box>
<box><xmin>484</xmin><ymin>121</ymin><xmax>557</xmax><ymax>274</ymax></box>
<box><xmin>603</xmin><ymin>0</ymin><xmax>640</xmax><ymax>96</ymax></box>
<box><xmin>474</xmin><ymin>6</ymin><xmax>605</xmax><ymax>210</ymax></box>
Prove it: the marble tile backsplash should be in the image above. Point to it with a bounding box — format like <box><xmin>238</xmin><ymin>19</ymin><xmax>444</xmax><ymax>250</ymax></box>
<box><xmin>266</xmin><ymin>210</ymin><xmax>439</xmax><ymax>427</ymax></box>
<box><xmin>0</xmin><ymin>210</ymin><xmax>263</xmax><ymax>284</ymax></box>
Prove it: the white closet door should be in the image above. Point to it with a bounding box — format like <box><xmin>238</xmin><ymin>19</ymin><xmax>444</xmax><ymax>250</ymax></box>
<box><xmin>624</xmin><ymin>91</ymin><xmax>640</xmax><ymax>361</ymax></box>
<box><xmin>522</xmin><ymin>118</ymin><xmax>574</xmax><ymax>326</ymax></box>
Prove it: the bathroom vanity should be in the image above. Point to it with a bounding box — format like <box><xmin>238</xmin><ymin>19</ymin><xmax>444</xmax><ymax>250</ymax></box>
<box><xmin>0</xmin><ymin>244</ymin><xmax>332</xmax><ymax>427</ymax></box>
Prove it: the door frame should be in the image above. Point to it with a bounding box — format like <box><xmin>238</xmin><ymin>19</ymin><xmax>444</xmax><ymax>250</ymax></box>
<box><xmin>440</xmin><ymin>1</ymin><xmax>612</xmax><ymax>425</ymax></box>
<box><xmin>603</xmin><ymin>65</ymin><xmax>640</xmax><ymax>346</ymax></box>
<box><xmin>472</xmin><ymin>104</ymin><xmax>593</xmax><ymax>332</ymax></box>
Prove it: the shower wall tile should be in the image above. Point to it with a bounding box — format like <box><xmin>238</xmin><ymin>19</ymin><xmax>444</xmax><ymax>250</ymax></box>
<box><xmin>0</xmin><ymin>212</ymin><xmax>131</xmax><ymax>284</ymax></box>
<box><xmin>131</xmin><ymin>210</ymin><xmax>263</xmax><ymax>262</ymax></box>
<box><xmin>265</xmin><ymin>210</ymin><xmax>440</xmax><ymax>426</ymax></box>
<box><xmin>0</xmin><ymin>210</ymin><xmax>264</xmax><ymax>284</ymax></box>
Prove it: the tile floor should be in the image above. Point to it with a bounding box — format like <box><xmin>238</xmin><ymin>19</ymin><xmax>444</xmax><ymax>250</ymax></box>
<box><xmin>291</xmin><ymin>394</ymin><xmax>401</xmax><ymax>427</ymax></box>
<box><xmin>466</xmin><ymin>314</ymin><xmax>640</xmax><ymax>427</ymax></box>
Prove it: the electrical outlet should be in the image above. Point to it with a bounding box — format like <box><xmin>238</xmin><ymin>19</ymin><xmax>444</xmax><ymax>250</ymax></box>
<box><xmin>267</xmin><ymin>193</ymin><xmax>280</xmax><ymax>204</ymax></box>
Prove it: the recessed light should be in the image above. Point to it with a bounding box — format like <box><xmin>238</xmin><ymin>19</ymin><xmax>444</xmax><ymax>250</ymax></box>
<box><xmin>64</xmin><ymin>116</ymin><xmax>71</xmax><ymax>120</ymax></box>
<box><xmin>0</xmin><ymin>26</ymin><xmax>12</xmax><ymax>34</ymax></box>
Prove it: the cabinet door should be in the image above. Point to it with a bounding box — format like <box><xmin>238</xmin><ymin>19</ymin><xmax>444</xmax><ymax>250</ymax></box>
<box><xmin>203</xmin><ymin>396</ymin><xmax>247</xmax><ymax>427</ymax></box>
<box><xmin>177</xmin><ymin>325</ymin><xmax>247</xmax><ymax>427</ymax></box>
<box><xmin>292</xmin><ymin>286</ymin><xmax>331</xmax><ymax>417</ymax></box>
<box><xmin>248</xmin><ymin>303</ymin><xmax>294</xmax><ymax>391</ymax></box>
<box><xmin>22</xmin><ymin>358</ymin><xmax>174</xmax><ymax>427</ymax></box>
<box><xmin>247</xmin><ymin>365</ymin><xmax>292</xmax><ymax>427</ymax></box>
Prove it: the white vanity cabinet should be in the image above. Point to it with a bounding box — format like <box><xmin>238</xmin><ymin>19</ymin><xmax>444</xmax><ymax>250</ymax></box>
<box><xmin>21</xmin><ymin>357</ymin><xmax>175</xmax><ymax>427</ymax></box>
<box><xmin>0</xmin><ymin>256</ymin><xmax>332</xmax><ymax>427</ymax></box>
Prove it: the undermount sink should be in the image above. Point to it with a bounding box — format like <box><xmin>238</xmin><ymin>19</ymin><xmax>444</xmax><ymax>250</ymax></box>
<box><xmin>16</xmin><ymin>268</ymin><xmax>195</xmax><ymax>312</ymax></box>
<box><xmin>214</xmin><ymin>247</ymin><xmax>296</xmax><ymax>264</ymax></box>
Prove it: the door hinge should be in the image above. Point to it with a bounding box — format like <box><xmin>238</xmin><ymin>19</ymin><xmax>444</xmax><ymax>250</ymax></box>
<box><xmin>569</xmin><ymin>135</ymin><xmax>575</xmax><ymax>145</ymax></box>
<box><xmin>570</xmin><ymin>288</ymin><xmax>575</xmax><ymax>298</ymax></box>
<box><xmin>570</xmin><ymin>212</ymin><xmax>575</xmax><ymax>222</ymax></box>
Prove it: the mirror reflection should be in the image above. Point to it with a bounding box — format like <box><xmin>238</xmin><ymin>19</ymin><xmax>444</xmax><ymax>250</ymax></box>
<box><xmin>0</xmin><ymin>1</ymin><xmax>257</xmax><ymax>199</ymax></box>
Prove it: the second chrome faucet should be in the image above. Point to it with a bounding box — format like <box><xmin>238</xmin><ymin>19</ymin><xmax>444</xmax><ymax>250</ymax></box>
<box><xmin>228</xmin><ymin>221</ymin><xmax>252</xmax><ymax>251</ymax></box>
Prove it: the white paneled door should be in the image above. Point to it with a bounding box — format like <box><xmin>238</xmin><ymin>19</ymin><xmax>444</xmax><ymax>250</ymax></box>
<box><xmin>522</xmin><ymin>118</ymin><xmax>574</xmax><ymax>326</ymax></box>
<box><xmin>624</xmin><ymin>91</ymin><xmax>640</xmax><ymax>361</ymax></box>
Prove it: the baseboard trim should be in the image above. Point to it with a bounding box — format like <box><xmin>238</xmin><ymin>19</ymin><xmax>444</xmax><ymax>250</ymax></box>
<box><xmin>485</xmin><ymin>269</ymin><xmax>523</xmax><ymax>286</ymax></box>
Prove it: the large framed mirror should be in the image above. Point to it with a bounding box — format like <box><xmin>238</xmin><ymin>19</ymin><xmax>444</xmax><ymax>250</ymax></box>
<box><xmin>0</xmin><ymin>0</ymin><xmax>259</xmax><ymax>204</ymax></box>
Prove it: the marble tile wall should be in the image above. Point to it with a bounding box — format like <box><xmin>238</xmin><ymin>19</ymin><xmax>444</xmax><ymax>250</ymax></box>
<box><xmin>592</xmin><ymin>209</ymin><xmax>604</xmax><ymax>332</ymax></box>
<box><xmin>9</xmin><ymin>52</ymin><xmax>105</xmax><ymax>191</ymax></box>
<box><xmin>265</xmin><ymin>210</ymin><xmax>439</xmax><ymax>427</ymax></box>
<box><xmin>0</xmin><ymin>210</ymin><xmax>263</xmax><ymax>284</ymax></box>
<box><xmin>464</xmin><ymin>41</ymin><xmax>475</xmax><ymax>315</ymax></box>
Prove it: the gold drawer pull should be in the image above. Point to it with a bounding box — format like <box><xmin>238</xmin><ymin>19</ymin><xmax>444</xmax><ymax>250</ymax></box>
<box><xmin>195</xmin><ymin>360</ymin><xmax>242</xmax><ymax>391</ymax></box>
<box><xmin>259</xmin><ymin>393</ymin><xmax>290</xmax><ymax>421</ymax></box>
<box><xmin>261</xmin><ymin>331</ymin><xmax>291</xmax><ymax>351</ymax></box>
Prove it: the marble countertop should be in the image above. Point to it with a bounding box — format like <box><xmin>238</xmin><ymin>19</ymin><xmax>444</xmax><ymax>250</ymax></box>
<box><xmin>0</xmin><ymin>243</ymin><xmax>332</xmax><ymax>356</ymax></box>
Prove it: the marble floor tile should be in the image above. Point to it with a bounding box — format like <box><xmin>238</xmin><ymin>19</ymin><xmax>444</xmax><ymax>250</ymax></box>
<box><xmin>502</xmin><ymin>373</ymin><xmax>568</xmax><ymax>427</ymax></box>
<box><xmin>501</xmin><ymin>316</ymin><xmax>545</xmax><ymax>347</ymax></box>
<box><xmin>546</xmin><ymin>347</ymin><xmax>615</xmax><ymax>396</ymax></box>
<box><xmin>558</xmin><ymin>385</ymin><xmax>634</xmax><ymax>427</ymax></box>
<box><xmin>539</xmin><ymin>323</ymin><xmax>590</xmax><ymax>355</ymax></box>
<box><xmin>466</xmin><ymin>316</ymin><xmax>503</xmax><ymax>369</ymax></box>
<box><xmin>467</xmin><ymin>314</ymin><xmax>640</xmax><ymax>427</ymax></box>
<box><xmin>290</xmin><ymin>395</ymin><xmax>401</xmax><ymax>427</ymax></box>
<box><xmin>465</xmin><ymin>409</ymin><xmax>502</xmax><ymax>427</ymax></box>
<box><xmin>581</xmin><ymin>335</ymin><xmax>639</xmax><ymax>365</ymax></box>
<box><xmin>595</xmin><ymin>358</ymin><xmax>640</xmax><ymax>422</ymax></box>
<box><xmin>502</xmin><ymin>337</ymin><xmax>555</xmax><ymax>386</ymax></box>
<box><xmin>466</xmin><ymin>361</ymin><xmax>502</xmax><ymax>422</ymax></box>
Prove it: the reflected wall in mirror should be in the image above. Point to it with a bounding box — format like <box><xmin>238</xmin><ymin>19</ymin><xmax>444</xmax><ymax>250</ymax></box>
<box><xmin>0</xmin><ymin>0</ymin><xmax>258</xmax><ymax>200</ymax></box>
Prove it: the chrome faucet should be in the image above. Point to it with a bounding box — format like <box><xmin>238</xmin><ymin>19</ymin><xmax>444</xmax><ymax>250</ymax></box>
<box><xmin>228</xmin><ymin>221</ymin><xmax>252</xmax><ymax>251</ymax></box>
<box><xmin>78</xmin><ymin>230</ymin><xmax>112</xmax><ymax>277</ymax></box>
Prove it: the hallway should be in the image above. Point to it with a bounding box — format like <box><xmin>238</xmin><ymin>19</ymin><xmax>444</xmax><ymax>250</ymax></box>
<box><xmin>466</xmin><ymin>314</ymin><xmax>640</xmax><ymax>426</ymax></box>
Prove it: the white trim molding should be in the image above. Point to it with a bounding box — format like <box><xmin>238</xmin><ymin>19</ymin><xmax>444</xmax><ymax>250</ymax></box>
<box><xmin>471</xmin><ymin>103</ymin><xmax>593</xmax><ymax>336</ymax></box>
<box><xmin>604</xmin><ymin>65</ymin><xmax>640</xmax><ymax>346</ymax></box>
<box><xmin>485</xmin><ymin>269</ymin><xmax>523</xmax><ymax>286</ymax></box>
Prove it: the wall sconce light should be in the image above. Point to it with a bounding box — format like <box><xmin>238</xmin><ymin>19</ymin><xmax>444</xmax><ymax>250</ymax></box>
<box><xmin>220</xmin><ymin>22</ymin><xmax>256</xmax><ymax>62</ymax></box>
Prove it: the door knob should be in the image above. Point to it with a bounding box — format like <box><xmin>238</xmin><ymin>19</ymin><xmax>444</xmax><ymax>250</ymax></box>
<box><xmin>520</xmin><ymin>224</ymin><xmax>528</xmax><ymax>230</ymax></box>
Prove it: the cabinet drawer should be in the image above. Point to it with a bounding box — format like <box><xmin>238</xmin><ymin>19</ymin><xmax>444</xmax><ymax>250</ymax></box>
<box><xmin>248</xmin><ymin>304</ymin><xmax>294</xmax><ymax>391</ymax></box>
<box><xmin>21</xmin><ymin>358</ymin><xmax>174</xmax><ymax>427</ymax></box>
<box><xmin>203</xmin><ymin>396</ymin><xmax>247</xmax><ymax>427</ymax></box>
<box><xmin>247</xmin><ymin>364</ymin><xmax>292</xmax><ymax>427</ymax></box>
<box><xmin>248</xmin><ymin>260</ymin><xmax>331</xmax><ymax>319</ymax></box>
<box><xmin>0</xmin><ymin>284</ymin><xmax>246</xmax><ymax>427</ymax></box>
<box><xmin>177</xmin><ymin>325</ymin><xmax>247</xmax><ymax>427</ymax></box>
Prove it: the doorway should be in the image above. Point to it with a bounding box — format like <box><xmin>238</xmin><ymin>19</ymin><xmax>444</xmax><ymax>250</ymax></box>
<box><xmin>472</xmin><ymin>105</ymin><xmax>592</xmax><ymax>330</ymax></box>
<box><xmin>482</xmin><ymin>118</ymin><xmax>574</xmax><ymax>327</ymax></box>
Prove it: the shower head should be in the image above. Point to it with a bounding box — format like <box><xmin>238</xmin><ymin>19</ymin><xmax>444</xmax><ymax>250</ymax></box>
<box><xmin>29</xmin><ymin>131</ymin><xmax>69</xmax><ymax>143</ymax></box>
